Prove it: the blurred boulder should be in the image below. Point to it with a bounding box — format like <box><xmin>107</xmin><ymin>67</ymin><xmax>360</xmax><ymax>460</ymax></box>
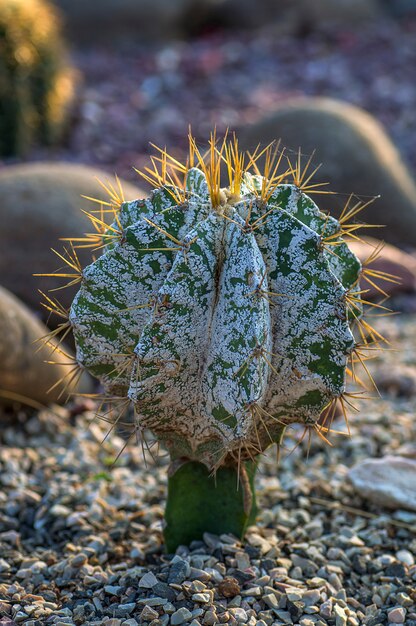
<box><xmin>0</xmin><ymin>286</ymin><xmax>92</xmax><ymax>406</ymax></box>
<box><xmin>348</xmin><ymin>237</ymin><xmax>416</xmax><ymax>298</ymax></box>
<box><xmin>202</xmin><ymin>0</ymin><xmax>382</xmax><ymax>33</ymax></box>
<box><xmin>0</xmin><ymin>162</ymin><xmax>145</xmax><ymax>318</ymax></box>
<box><xmin>54</xmin><ymin>0</ymin><xmax>193</xmax><ymax>41</ymax></box>
<box><xmin>380</xmin><ymin>0</ymin><xmax>416</xmax><ymax>18</ymax></box>
<box><xmin>348</xmin><ymin>456</ymin><xmax>416</xmax><ymax>511</ymax></box>
<box><xmin>53</xmin><ymin>0</ymin><xmax>384</xmax><ymax>40</ymax></box>
<box><xmin>372</xmin><ymin>364</ymin><xmax>416</xmax><ymax>398</ymax></box>
<box><xmin>238</xmin><ymin>98</ymin><xmax>416</xmax><ymax>248</ymax></box>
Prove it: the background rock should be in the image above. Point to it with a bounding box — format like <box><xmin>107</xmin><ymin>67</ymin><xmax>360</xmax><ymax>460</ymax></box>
<box><xmin>52</xmin><ymin>0</ymin><xmax>383</xmax><ymax>41</ymax></box>
<box><xmin>348</xmin><ymin>237</ymin><xmax>416</xmax><ymax>298</ymax></box>
<box><xmin>53</xmin><ymin>0</ymin><xmax>193</xmax><ymax>41</ymax></box>
<box><xmin>0</xmin><ymin>286</ymin><xmax>92</xmax><ymax>406</ymax></box>
<box><xmin>238</xmin><ymin>98</ymin><xmax>416</xmax><ymax>248</ymax></box>
<box><xmin>372</xmin><ymin>364</ymin><xmax>416</xmax><ymax>398</ymax></box>
<box><xmin>381</xmin><ymin>0</ymin><xmax>416</xmax><ymax>18</ymax></box>
<box><xmin>207</xmin><ymin>0</ymin><xmax>382</xmax><ymax>33</ymax></box>
<box><xmin>0</xmin><ymin>162</ymin><xmax>145</xmax><ymax>318</ymax></box>
<box><xmin>348</xmin><ymin>456</ymin><xmax>416</xmax><ymax>511</ymax></box>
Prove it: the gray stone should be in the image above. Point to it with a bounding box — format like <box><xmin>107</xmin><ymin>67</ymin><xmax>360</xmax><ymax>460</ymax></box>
<box><xmin>348</xmin><ymin>456</ymin><xmax>416</xmax><ymax>511</ymax></box>
<box><xmin>139</xmin><ymin>571</ymin><xmax>159</xmax><ymax>588</ymax></box>
<box><xmin>396</xmin><ymin>550</ymin><xmax>415</xmax><ymax>566</ymax></box>
<box><xmin>171</xmin><ymin>607</ymin><xmax>193</xmax><ymax>625</ymax></box>
<box><xmin>152</xmin><ymin>582</ymin><xmax>176</xmax><ymax>601</ymax></box>
<box><xmin>70</xmin><ymin>553</ymin><xmax>87</xmax><ymax>568</ymax></box>
<box><xmin>168</xmin><ymin>557</ymin><xmax>190</xmax><ymax>584</ymax></box>
<box><xmin>0</xmin><ymin>559</ymin><xmax>11</xmax><ymax>573</ymax></box>
<box><xmin>115</xmin><ymin>603</ymin><xmax>136</xmax><ymax>616</ymax></box>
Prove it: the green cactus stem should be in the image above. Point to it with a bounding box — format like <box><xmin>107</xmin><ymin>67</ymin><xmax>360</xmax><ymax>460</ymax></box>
<box><xmin>164</xmin><ymin>459</ymin><xmax>259</xmax><ymax>553</ymax></box>
<box><xmin>44</xmin><ymin>133</ymin><xmax>387</xmax><ymax>550</ymax></box>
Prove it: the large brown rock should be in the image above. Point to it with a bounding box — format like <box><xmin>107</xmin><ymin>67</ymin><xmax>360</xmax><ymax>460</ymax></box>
<box><xmin>0</xmin><ymin>286</ymin><xmax>92</xmax><ymax>406</ymax></box>
<box><xmin>0</xmin><ymin>162</ymin><xmax>145</xmax><ymax>318</ymax></box>
<box><xmin>238</xmin><ymin>98</ymin><xmax>416</xmax><ymax>248</ymax></box>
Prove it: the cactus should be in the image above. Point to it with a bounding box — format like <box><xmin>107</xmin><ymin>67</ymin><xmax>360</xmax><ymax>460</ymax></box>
<box><xmin>46</xmin><ymin>133</ymin><xmax>388</xmax><ymax>551</ymax></box>
<box><xmin>0</xmin><ymin>0</ymin><xmax>76</xmax><ymax>156</ymax></box>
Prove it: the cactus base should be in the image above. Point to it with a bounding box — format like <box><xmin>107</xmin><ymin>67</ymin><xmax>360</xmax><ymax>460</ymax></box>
<box><xmin>164</xmin><ymin>459</ymin><xmax>258</xmax><ymax>552</ymax></box>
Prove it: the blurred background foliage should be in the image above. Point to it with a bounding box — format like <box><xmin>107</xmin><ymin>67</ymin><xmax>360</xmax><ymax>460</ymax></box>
<box><xmin>1</xmin><ymin>0</ymin><xmax>416</xmax><ymax>342</ymax></box>
<box><xmin>0</xmin><ymin>0</ymin><xmax>76</xmax><ymax>156</ymax></box>
<box><xmin>1</xmin><ymin>0</ymin><xmax>415</xmax><ymax>176</ymax></box>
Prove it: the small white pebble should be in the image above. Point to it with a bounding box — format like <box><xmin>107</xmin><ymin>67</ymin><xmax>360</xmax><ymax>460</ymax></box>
<box><xmin>396</xmin><ymin>550</ymin><xmax>414</xmax><ymax>566</ymax></box>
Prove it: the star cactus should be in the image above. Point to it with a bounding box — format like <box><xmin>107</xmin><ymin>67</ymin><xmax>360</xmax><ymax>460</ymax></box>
<box><xmin>43</xmin><ymin>132</ymin><xmax>389</xmax><ymax>551</ymax></box>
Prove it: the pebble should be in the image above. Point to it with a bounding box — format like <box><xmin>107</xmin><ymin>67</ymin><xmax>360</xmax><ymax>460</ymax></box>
<box><xmin>137</xmin><ymin>597</ymin><xmax>167</xmax><ymax>607</ymax></box>
<box><xmin>203</xmin><ymin>610</ymin><xmax>217</xmax><ymax>625</ymax></box>
<box><xmin>334</xmin><ymin>604</ymin><xmax>347</xmax><ymax>626</ymax></box>
<box><xmin>320</xmin><ymin>599</ymin><xmax>333</xmax><ymax>619</ymax></box>
<box><xmin>153</xmin><ymin>581</ymin><xmax>177</xmax><ymax>601</ymax></box>
<box><xmin>0</xmin><ymin>559</ymin><xmax>11</xmax><ymax>572</ymax></box>
<box><xmin>263</xmin><ymin>594</ymin><xmax>279</xmax><ymax>609</ymax></box>
<box><xmin>139</xmin><ymin>571</ymin><xmax>159</xmax><ymax>587</ymax></box>
<box><xmin>229</xmin><ymin>607</ymin><xmax>248</xmax><ymax>622</ymax></box>
<box><xmin>302</xmin><ymin>590</ymin><xmax>320</xmax><ymax>606</ymax></box>
<box><xmin>171</xmin><ymin>607</ymin><xmax>193</xmax><ymax>625</ymax></box>
<box><xmin>141</xmin><ymin>605</ymin><xmax>159</xmax><ymax>621</ymax></box>
<box><xmin>395</xmin><ymin>549</ymin><xmax>414</xmax><ymax>566</ymax></box>
<box><xmin>70</xmin><ymin>553</ymin><xmax>87</xmax><ymax>568</ymax></box>
<box><xmin>385</xmin><ymin>563</ymin><xmax>406</xmax><ymax>578</ymax></box>
<box><xmin>192</xmin><ymin>593</ymin><xmax>211</xmax><ymax>603</ymax></box>
<box><xmin>388</xmin><ymin>607</ymin><xmax>407</xmax><ymax>623</ymax></box>
<box><xmin>218</xmin><ymin>577</ymin><xmax>240</xmax><ymax>598</ymax></box>
<box><xmin>168</xmin><ymin>558</ymin><xmax>190</xmax><ymax>584</ymax></box>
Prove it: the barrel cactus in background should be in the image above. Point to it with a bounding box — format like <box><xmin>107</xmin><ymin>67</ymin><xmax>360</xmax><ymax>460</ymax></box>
<box><xmin>43</xmin><ymin>133</ymin><xmax>389</xmax><ymax>551</ymax></box>
<box><xmin>0</xmin><ymin>0</ymin><xmax>76</xmax><ymax>156</ymax></box>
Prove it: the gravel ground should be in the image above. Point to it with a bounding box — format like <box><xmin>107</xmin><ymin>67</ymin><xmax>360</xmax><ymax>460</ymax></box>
<box><xmin>1</xmin><ymin>313</ymin><xmax>416</xmax><ymax>625</ymax></box>
<box><xmin>2</xmin><ymin>17</ymin><xmax>415</xmax><ymax>187</ymax></box>
<box><xmin>1</xmin><ymin>17</ymin><xmax>416</xmax><ymax>626</ymax></box>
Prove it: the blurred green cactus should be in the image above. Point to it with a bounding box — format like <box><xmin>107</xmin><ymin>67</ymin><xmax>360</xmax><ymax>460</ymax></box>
<box><xmin>45</xmin><ymin>134</ymin><xmax>386</xmax><ymax>550</ymax></box>
<box><xmin>0</xmin><ymin>0</ymin><xmax>76</xmax><ymax>156</ymax></box>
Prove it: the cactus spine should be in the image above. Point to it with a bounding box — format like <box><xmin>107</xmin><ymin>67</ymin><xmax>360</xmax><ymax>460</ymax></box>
<box><xmin>48</xmin><ymin>133</ymin><xmax>385</xmax><ymax>550</ymax></box>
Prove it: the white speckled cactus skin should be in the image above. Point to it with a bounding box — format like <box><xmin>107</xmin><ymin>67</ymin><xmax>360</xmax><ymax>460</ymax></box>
<box><xmin>69</xmin><ymin>153</ymin><xmax>363</xmax><ymax>471</ymax></box>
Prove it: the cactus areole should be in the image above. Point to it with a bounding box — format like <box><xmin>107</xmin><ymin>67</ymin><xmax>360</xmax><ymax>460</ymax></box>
<box><xmin>62</xmin><ymin>133</ymin><xmax>379</xmax><ymax>550</ymax></box>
